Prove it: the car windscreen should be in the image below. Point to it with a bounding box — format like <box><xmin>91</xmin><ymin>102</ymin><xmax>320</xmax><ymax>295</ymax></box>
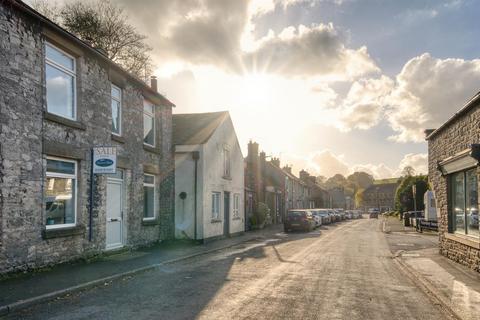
<box><xmin>288</xmin><ymin>211</ymin><xmax>306</xmax><ymax>217</ymax></box>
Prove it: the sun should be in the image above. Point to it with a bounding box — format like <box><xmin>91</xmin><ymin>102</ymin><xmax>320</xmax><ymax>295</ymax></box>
<box><xmin>238</xmin><ymin>73</ymin><xmax>273</xmax><ymax>107</ymax></box>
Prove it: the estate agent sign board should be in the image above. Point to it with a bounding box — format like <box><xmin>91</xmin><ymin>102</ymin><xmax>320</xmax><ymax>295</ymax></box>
<box><xmin>93</xmin><ymin>146</ymin><xmax>117</xmax><ymax>174</ymax></box>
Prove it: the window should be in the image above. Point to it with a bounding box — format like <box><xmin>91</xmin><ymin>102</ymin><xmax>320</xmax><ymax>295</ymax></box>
<box><xmin>45</xmin><ymin>43</ymin><xmax>76</xmax><ymax>120</ymax></box>
<box><xmin>45</xmin><ymin>157</ymin><xmax>77</xmax><ymax>228</ymax></box>
<box><xmin>143</xmin><ymin>100</ymin><xmax>155</xmax><ymax>146</ymax></box>
<box><xmin>143</xmin><ymin>174</ymin><xmax>155</xmax><ymax>220</ymax></box>
<box><xmin>111</xmin><ymin>84</ymin><xmax>122</xmax><ymax>135</ymax></box>
<box><xmin>450</xmin><ymin>168</ymin><xmax>478</xmax><ymax>237</ymax></box>
<box><xmin>233</xmin><ymin>193</ymin><xmax>240</xmax><ymax>218</ymax></box>
<box><xmin>212</xmin><ymin>192</ymin><xmax>221</xmax><ymax>220</ymax></box>
<box><xmin>223</xmin><ymin>146</ymin><xmax>231</xmax><ymax>178</ymax></box>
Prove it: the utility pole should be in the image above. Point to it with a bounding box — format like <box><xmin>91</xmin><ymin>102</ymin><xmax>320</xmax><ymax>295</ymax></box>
<box><xmin>412</xmin><ymin>184</ymin><xmax>417</xmax><ymax>212</ymax></box>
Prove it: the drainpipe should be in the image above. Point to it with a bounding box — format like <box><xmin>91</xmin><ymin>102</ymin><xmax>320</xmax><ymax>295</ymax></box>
<box><xmin>192</xmin><ymin>151</ymin><xmax>200</xmax><ymax>240</ymax></box>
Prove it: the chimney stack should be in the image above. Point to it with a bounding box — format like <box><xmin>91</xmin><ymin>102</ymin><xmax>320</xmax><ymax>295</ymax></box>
<box><xmin>424</xmin><ymin>129</ymin><xmax>435</xmax><ymax>138</ymax></box>
<box><xmin>150</xmin><ymin>76</ymin><xmax>158</xmax><ymax>92</ymax></box>
<box><xmin>283</xmin><ymin>165</ymin><xmax>292</xmax><ymax>174</ymax></box>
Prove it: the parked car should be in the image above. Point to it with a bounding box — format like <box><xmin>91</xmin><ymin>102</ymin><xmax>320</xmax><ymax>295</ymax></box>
<box><xmin>368</xmin><ymin>208</ymin><xmax>379</xmax><ymax>219</ymax></box>
<box><xmin>330</xmin><ymin>210</ymin><xmax>339</xmax><ymax>222</ymax></box>
<box><xmin>311</xmin><ymin>211</ymin><xmax>323</xmax><ymax>228</ymax></box>
<box><xmin>314</xmin><ymin>209</ymin><xmax>331</xmax><ymax>224</ymax></box>
<box><xmin>284</xmin><ymin>210</ymin><xmax>316</xmax><ymax>232</ymax></box>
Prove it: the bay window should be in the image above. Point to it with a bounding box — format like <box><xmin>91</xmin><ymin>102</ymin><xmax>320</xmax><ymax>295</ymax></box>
<box><xmin>45</xmin><ymin>42</ymin><xmax>76</xmax><ymax>120</ymax></box>
<box><xmin>45</xmin><ymin>157</ymin><xmax>77</xmax><ymax>228</ymax></box>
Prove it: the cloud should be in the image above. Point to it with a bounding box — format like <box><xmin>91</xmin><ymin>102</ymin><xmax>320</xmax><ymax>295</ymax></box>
<box><xmin>387</xmin><ymin>53</ymin><xmax>480</xmax><ymax>142</ymax></box>
<box><xmin>244</xmin><ymin>24</ymin><xmax>379</xmax><ymax>79</ymax></box>
<box><xmin>338</xmin><ymin>76</ymin><xmax>394</xmax><ymax>130</ymax></box>
<box><xmin>114</xmin><ymin>0</ymin><xmax>378</xmax><ymax>79</ymax></box>
<box><xmin>335</xmin><ymin>54</ymin><xmax>480</xmax><ymax>141</ymax></box>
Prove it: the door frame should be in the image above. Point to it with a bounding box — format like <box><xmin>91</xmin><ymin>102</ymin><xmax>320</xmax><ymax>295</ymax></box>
<box><xmin>106</xmin><ymin>171</ymin><xmax>125</xmax><ymax>250</ymax></box>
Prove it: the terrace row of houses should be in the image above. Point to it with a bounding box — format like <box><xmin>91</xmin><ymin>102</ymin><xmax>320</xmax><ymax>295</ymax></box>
<box><xmin>0</xmin><ymin>0</ymin><xmax>334</xmax><ymax>274</ymax></box>
<box><xmin>244</xmin><ymin>141</ymin><xmax>329</xmax><ymax>228</ymax></box>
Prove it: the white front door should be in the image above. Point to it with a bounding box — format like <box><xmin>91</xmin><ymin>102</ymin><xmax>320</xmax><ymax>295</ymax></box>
<box><xmin>106</xmin><ymin>175</ymin><xmax>123</xmax><ymax>250</ymax></box>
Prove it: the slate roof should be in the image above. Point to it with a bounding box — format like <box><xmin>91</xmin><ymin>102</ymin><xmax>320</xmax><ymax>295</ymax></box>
<box><xmin>172</xmin><ymin>111</ymin><xmax>228</xmax><ymax>145</ymax></box>
<box><xmin>364</xmin><ymin>182</ymin><xmax>399</xmax><ymax>195</ymax></box>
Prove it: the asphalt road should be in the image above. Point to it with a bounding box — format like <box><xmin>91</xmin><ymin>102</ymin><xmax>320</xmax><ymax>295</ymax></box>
<box><xmin>5</xmin><ymin>218</ymin><xmax>452</xmax><ymax>320</ymax></box>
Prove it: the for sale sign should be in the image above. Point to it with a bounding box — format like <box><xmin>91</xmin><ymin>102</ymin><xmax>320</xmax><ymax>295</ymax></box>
<box><xmin>93</xmin><ymin>146</ymin><xmax>117</xmax><ymax>174</ymax></box>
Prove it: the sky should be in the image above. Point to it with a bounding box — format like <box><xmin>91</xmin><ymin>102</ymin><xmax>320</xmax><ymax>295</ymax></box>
<box><xmin>36</xmin><ymin>0</ymin><xmax>480</xmax><ymax>179</ymax></box>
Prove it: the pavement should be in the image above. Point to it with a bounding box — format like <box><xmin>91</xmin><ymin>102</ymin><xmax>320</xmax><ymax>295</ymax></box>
<box><xmin>0</xmin><ymin>224</ymin><xmax>284</xmax><ymax>316</ymax></box>
<box><xmin>384</xmin><ymin>216</ymin><xmax>480</xmax><ymax>320</ymax></box>
<box><xmin>2</xmin><ymin>218</ymin><xmax>455</xmax><ymax>320</ymax></box>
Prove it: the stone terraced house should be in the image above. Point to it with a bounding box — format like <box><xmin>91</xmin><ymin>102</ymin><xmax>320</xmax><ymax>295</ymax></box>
<box><xmin>0</xmin><ymin>0</ymin><xmax>175</xmax><ymax>274</ymax></box>
<box><xmin>426</xmin><ymin>91</ymin><xmax>480</xmax><ymax>272</ymax></box>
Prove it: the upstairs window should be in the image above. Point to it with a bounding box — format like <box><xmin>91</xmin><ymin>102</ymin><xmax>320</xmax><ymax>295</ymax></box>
<box><xmin>45</xmin><ymin>43</ymin><xmax>76</xmax><ymax>120</ymax></box>
<box><xmin>111</xmin><ymin>84</ymin><xmax>122</xmax><ymax>135</ymax></box>
<box><xmin>450</xmin><ymin>168</ymin><xmax>478</xmax><ymax>237</ymax></box>
<box><xmin>143</xmin><ymin>100</ymin><xmax>155</xmax><ymax>147</ymax></box>
<box><xmin>223</xmin><ymin>146</ymin><xmax>231</xmax><ymax>178</ymax></box>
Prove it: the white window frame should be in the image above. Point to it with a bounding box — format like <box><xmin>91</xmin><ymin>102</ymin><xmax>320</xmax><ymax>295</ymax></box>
<box><xmin>233</xmin><ymin>193</ymin><xmax>240</xmax><ymax>218</ymax></box>
<box><xmin>111</xmin><ymin>84</ymin><xmax>122</xmax><ymax>136</ymax></box>
<box><xmin>45</xmin><ymin>156</ymin><xmax>77</xmax><ymax>229</ymax></box>
<box><xmin>45</xmin><ymin>42</ymin><xmax>77</xmax><ymax>120</ymax></box>
<box><xmin>212</xmin><ymin>192</ymin><xmax>221</xmax><ymax>220</ymax></box>
<box><xmin>143</xmin><ymin>174</ymin><xmax>156</xmax><ymax>220</ymax></box>
<box><xmin>143</xmin><ymin>100</ymin><xmax>156</xmax><ymax>147</ymax></box>
<box><xmin>223</xmin><ymin>146</ymin><xmax>231</xmax><ymax>178</ymax></box>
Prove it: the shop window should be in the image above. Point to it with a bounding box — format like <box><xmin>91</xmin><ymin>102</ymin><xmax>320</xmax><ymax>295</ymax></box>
<box><xmin>143</xmin><ymin>174</ymin><xmax>155</xmax><ymax>220</ymax></box>
<box><xmin>45</xmin><ymin>157</ymin><xmax>77</xmax><ymax>228</ymax></box>
<box><xmin>450</xmin><ymin>168</ymin><xmax>478</xmax><ymax>237</ymax></box>
<box><xmin>45</xmin><ymin>42</ymin><xmax>76</xmax><ymax>120</ymax></box>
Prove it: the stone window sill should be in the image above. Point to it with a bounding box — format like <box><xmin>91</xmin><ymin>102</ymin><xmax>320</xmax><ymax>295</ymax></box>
<box><xmin>211</xmin><ymin>219</ymin><xmax>222</xmax><ymax>223</ymax></box>
<box><xmin>142</xmin><ymin>218</ymin><xmax>160</xmax><ymax>226</ymax></box>
<box><xmin>232</xmin><ymin>217</ymin><xmax>242</xmax><ymax>221</ymax></box>
<box><xmin>445</xmin><ymin>233</ymin><xmax>480</xmax><ymax>249</ymax></box>
<box><xmin>143</xmin><ymin>144</ymin><xmax>161</xmax><ymax>154</ymax></box>
<box><xmin>222</xmin><ymin>176</ymin><xmax>232</xmax><ymax>181</ymax></box>
<box><xmin>42</xmin><ymin>225</ymin><xmax>85</xmax><ymax>239</ymax></box>
<box><xmin>44</xmin><ymin>111</ymin><xmax>86</xmax><ymax>130</ymax></box>
<box><xmin>111</xmin><ymin>134</ymin><xmax>125</xmax><ymax>144</ymax></box>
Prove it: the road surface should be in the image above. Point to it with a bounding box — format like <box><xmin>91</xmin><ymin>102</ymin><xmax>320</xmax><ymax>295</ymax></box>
<box><xmin>6</xmin><ymin>218</ymin><xmax>452</xmax><ymax>320</ymax></box>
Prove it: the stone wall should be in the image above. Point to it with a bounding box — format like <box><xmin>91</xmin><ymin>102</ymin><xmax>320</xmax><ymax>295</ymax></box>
<box><xmin>0</xmin><ymin>3</ymin><xmax>174</xmax><ymax>274</ymax></box>
<box><xmin>428</xmin><ymin>99</ymin><xmax>480</xmax><ymax>272</ymax></box>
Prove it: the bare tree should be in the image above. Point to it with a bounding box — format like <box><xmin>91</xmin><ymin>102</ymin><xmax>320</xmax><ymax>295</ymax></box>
<box><xmin>32</xmin><ymin>0</ymin><xmax>153</xmax><ymax>81</ymax></box>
